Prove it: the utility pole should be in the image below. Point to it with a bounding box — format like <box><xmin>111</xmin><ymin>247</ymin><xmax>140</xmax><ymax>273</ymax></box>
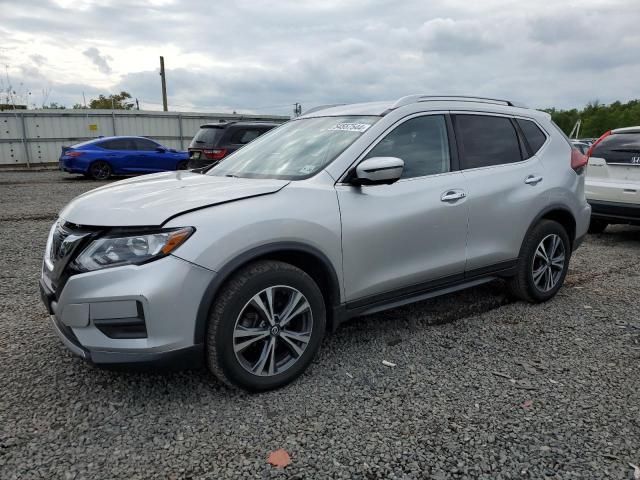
<box><xmin>160</xmin><ymin>56</ymin><xmax>168</xmax><ymax>112</ymax></box>
<box><xmin>293</xmin><ymin>103</ymin><xmax>302</xmax><ymax>117</ymax></box>
<box><xmin>135</xmin><ymin>98</ymin><xmax>140</xmax><ymax>110</ymax></box>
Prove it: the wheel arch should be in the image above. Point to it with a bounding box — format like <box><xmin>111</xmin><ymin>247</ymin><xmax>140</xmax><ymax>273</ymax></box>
<box><xmin>522</xmin><ymin>205</ymin><xmax>577</xmax><ymax>255</ymax></box>
<box><xmin>194</xmin><ymin>242</ymin><xmax>342</xmax><ymax>345</ymax></box>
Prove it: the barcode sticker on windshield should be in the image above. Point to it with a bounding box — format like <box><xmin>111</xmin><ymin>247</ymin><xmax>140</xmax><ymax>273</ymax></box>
<box><xmin>329</xmin><ymin>123</ymin><xmax>371</xmax><ymax>133</ymax></box>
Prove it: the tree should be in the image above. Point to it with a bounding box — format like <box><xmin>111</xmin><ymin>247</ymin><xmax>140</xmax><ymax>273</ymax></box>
<box><xmin>88</xmin><ymin>91</ymin><xmax>134</xmax><ymax>110</ymax></box>
<box><xmin>542</xmin><ymin>99</ymin><xmax>640</xmax><ymax>138</ymax></box>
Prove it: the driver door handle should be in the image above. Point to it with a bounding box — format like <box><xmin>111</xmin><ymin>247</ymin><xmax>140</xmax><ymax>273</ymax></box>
<box><xmin>524</xmin><ymin>175</ymin><xmax>543</xmax><ymax>185</ymax></box>
<box><xmin>441</xmin><ymin>190</ymin><xmax>467</xmax><ymax>202</ymax></box>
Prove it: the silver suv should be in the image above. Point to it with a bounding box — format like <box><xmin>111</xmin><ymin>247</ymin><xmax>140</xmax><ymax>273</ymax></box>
<box><xmin>40</xmin><ymin>95</ymin><xmax>591</xmax><ymax>391</ymax></box>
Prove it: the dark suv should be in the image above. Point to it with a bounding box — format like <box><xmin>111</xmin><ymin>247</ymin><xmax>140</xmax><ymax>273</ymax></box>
<box><xmin>187</xmin><ymin>121</ymin><xmax>280</xmax><ymax>168</ymax></box>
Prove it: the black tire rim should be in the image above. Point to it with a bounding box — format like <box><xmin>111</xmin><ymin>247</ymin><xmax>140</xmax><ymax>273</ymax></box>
<box><xmin>91</xmin><ymin>162</ymin><xmax>110</xmax><ymax>180</ymax></box>
<box><xmin>233</xmin><ymin>285</ymin><xmax>313</xmax><ymax>377</ymax></box>
<box><xmin>531</xmin><ymin>234</ymin><xmax>566</xmax><ymax>292</ymax></box>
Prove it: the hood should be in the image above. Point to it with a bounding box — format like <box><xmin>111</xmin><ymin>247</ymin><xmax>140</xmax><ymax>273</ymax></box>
<box><xmin>59</xmin><ymin>171</ymin><xmax>289</xmax><ymax>227</ymax></box>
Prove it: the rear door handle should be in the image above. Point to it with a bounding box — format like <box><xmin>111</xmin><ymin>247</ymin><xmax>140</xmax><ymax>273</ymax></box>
<box><xmin>441</xmin><ymin>190</ymin><xmax>467</xmax><ymax>202</ymax></box>
<box><xmin>524</xmin><ymin>175</ymin><xmax>543</xmax><ymax>185</ymax></box>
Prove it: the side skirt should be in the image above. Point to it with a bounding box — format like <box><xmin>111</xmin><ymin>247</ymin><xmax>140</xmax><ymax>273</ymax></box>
<box><xmin>334</xmin><ymin>260</ymin><xmax>516</xmax><ymax>326</ymax></box>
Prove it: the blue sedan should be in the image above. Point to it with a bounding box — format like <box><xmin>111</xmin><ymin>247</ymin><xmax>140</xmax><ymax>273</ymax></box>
<box><xmin>59</xmin><ymin>136</ymin><xmax>189</xmax><ymax>180</ymax></box>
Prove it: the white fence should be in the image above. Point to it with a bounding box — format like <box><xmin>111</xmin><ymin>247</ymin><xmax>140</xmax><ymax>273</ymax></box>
<box><xmin>0</xmin><ymin>109</ymin><xmax>289</xmax><ymax>168</ymax></box>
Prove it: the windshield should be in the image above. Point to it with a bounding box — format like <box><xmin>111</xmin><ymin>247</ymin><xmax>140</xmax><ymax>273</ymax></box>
<box><xmin>207</xmin><ymin>116</ymin><xmax>379</xmax><ymax>180</ymax></box>
<box><xmin>190</xmin><ymin>127</ymin><xmax>223</xmax><ymax>147</ymax></box>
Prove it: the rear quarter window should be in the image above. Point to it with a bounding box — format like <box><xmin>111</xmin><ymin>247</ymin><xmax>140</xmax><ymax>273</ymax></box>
<box><xmin>516</xmin><ymin>119</ymin><xmax>547</xmax><ymax>155</ymax></box>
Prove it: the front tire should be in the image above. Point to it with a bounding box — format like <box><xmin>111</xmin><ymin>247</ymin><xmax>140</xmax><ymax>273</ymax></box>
<box><xmin>89</xmin><ymin>161</ymin><xmax>112</xmax><ymax>180</ymax></box>
<box><xmin>507</xmin><ymin>220</ymin><xmax>571</xmax><ymax>303</ymax></box>
<box><xmin>206</xmin><ymin>260</ymin><xmax>326</xmax><ymax>392</ymax></box>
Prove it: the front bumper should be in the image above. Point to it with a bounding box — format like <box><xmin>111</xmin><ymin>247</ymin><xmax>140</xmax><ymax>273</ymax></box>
<box><xmin>40</xmin><ymin>255</ymin><xmax>215</xmax><ymax>367</ymax></box>
<box><xmin>59</xmin><ymin>159</ymin><xmax>86</xmax><ymax>174</ymax></box>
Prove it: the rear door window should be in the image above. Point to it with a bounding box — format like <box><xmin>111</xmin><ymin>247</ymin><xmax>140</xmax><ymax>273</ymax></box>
<box><xmin>454</xmin><ymin>115</ymin><xmax>522</xmax><ymax>169</ymax></box>
<box><xmin>516</xmin><ymin>119</ymin><xmax>547</xmax><ymax>156</ymax></box>
<box><xmin>230</xmin><ymin>129</ymin><xmax>263</xmax><ymax>145</ymax></box>
<box><xmin>133</xmin><ymin>138</ymin><xmax>160</xmax><ymax>151</ymax></box>
<box><xmin>99</xmin><ymin>138</ymin><xmax>135</xmax><ymax>150</ymax></box>
<box><xmin>591</xmin><ymin>133</ymin><xmax>640</xmax><ymax>164</ymax></box>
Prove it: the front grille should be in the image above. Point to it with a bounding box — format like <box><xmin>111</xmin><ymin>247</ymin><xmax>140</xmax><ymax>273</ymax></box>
<box><xmin>46</xmin><ymin>221</ymin><xmax>98</xmax><ymax>295</ymax></box>
<box><xmin>50</xmin><ymin>223</ymin><xmax>71</xmax><ymax>263</ymax></box>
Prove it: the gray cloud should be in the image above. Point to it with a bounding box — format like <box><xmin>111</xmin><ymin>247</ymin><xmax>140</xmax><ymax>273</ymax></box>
<box><xmin>30</xmin><ymin>54</ymin><xmax>46</xmax><ymax>66</ymax></box>
<box><xmin>83</xmin><ymin>47</ymin><xmax>112</xmax><ymax>74</ymax></box>
<box><xmin>2</xmin><ymin>0</ymin><xmax>640</xmax><ymax>112</ymax></box>
<box><xmin>420</xmin><ymin>18</ymin><xmax>500</xmax><ymax>56</ymax></box>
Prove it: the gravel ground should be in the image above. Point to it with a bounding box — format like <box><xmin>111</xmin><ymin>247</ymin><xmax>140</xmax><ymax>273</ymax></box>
<box><xmin>1</xmin><ymin>170</ymin><xmax>639</xmax><ymax>479</ymax></box>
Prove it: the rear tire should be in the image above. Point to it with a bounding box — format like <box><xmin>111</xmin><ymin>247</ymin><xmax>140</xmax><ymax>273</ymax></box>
<box><xmin>206</xmin><ymin>260</ymin><xmax>326</xmax><ymax>392</ymax></box>
<box><xmin>89</xmin><ymin>161</ymin><xmax>112</xmax><ymax>180</ymax></box>
<box><xmin>176</xmin><ymin>160</ymin><xmax>188</xmax><ymax>170</ymax></box>
<box><xmin>507</xmin><ymin>220</ymin><xmax>571</xmax><ymax>303</ymax></box>
<box><xmin>588</xmin><ymin>219</ymin><xmax>608</xmax><ymax>234</ymax></box>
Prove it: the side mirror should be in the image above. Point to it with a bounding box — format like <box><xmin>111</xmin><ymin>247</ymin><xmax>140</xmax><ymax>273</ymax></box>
<box><xmin>155</xmin><ymin>146</ymin><xmax>167</xmax><ymax>153</ymax></box>
<box><xmin>351</xmin><ymin>157</ymin><xmax>404</xmax><ymax>185</ymax></box>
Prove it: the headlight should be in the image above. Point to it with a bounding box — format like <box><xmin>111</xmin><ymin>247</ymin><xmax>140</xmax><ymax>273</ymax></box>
<box><xmin>71</xmin><ymin>227</ymin><xmax>194</xmax><ymax>272</ymax></box>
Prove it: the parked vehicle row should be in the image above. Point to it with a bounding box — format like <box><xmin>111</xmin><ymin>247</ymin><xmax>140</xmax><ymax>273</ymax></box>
<box><xmin>58</xmin><ymin>120</ymin><xmax>280</xmax><ymax>180</ymax></box>
<box><xmin>41</xmin><ymin>95</ymin><xmax>591</xmax><ymax>391</ymax></box>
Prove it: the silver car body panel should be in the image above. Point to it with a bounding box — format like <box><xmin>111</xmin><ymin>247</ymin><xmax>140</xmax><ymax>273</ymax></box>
<box><xmin>168</xmin><ymin>170</ymin><xmax>344</xmax><ymax>299</ymax></box>
<box><xmin>53</xmin><ymin>255</ymin><xmax>214</xmax><ymax>352</ymax></box>
<box><xmin>59</xmin><ymin>170</ymin><xmax>289</xmax><ymax>226</ymax></box>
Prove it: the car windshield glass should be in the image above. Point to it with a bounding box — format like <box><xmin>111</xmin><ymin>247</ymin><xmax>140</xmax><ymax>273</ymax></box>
<box><xmin>190</xmin><ymin>127</ymin><xmax>223</xmax><ymax>147</ymax></box>
<box><xmin>207</xmin><ymin>116</ymin><xmax>379</xmax><ymax>180</ymax></box>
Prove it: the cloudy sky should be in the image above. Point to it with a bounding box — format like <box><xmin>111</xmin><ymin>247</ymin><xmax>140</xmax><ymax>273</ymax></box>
<box><xmin>1</xmin><ymin>0</ymin><xmax>639</xmax><ymax>115</ymax></box>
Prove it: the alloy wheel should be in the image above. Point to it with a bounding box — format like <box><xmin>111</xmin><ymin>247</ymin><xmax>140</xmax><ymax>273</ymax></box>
<box><xmin>531</xmin><ymin>234</ymin><xmax>566</xmax><ymax>292</ymax></box>
<box><xmin>91</xmin><ymin>162</ymin><xmax>111</xmax><ymax>180</ymax></box>
<box><xmin>233</xmin><ymin>285</ymin><xmax>313</xmax><ymax>377</ymax></box>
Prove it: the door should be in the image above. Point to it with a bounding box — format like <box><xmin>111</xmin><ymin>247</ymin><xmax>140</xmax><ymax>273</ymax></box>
<box><xmin>337</xmin><ymin>114</ymin><xmax>469</xmax><ymax>303</ymax></box>
<box><xmin>131</xmin><ymin>138</ymin><xmax>168</xmax><ymax>172</ymax></box>
<box><xmin>452</xmin><ymin>113</ymin><xmax>549</xmax><ymax>272</ymax></box>
<box><xmin>98</xmin><ymin>138</ymin><xmax>138</xmax><ymax>173</ymax></box>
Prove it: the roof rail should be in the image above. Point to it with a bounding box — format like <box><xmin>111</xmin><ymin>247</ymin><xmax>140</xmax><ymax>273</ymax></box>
<box><xmin>302</xmin><ymin>104</ymin><xmax>346</xmax><ymax>115</ymax></box>
<box><xmin>390</xmin><ymin>95</ymin><xmax>527</xmax><ymax>110</ymax></box>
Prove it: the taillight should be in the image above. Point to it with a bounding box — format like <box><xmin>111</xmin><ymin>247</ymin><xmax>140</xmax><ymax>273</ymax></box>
<box><xmin>66</xmin><ymin>151</ymin><xmax>84</xmax><ymax>157</ymax></box>
<box><xmin>585</xmin><ymin>130</ymin><xmax>612</xmax><ymax>160</ymax></box>
<box><xmin>203</xmin><ymin>149</ymin><xmax>227</xmax><ymax>160</ymax></box>
<box><xmin>570</xmin><ymin>148</ymin><xmax>587</xmax><ymax>172</ymax></box>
